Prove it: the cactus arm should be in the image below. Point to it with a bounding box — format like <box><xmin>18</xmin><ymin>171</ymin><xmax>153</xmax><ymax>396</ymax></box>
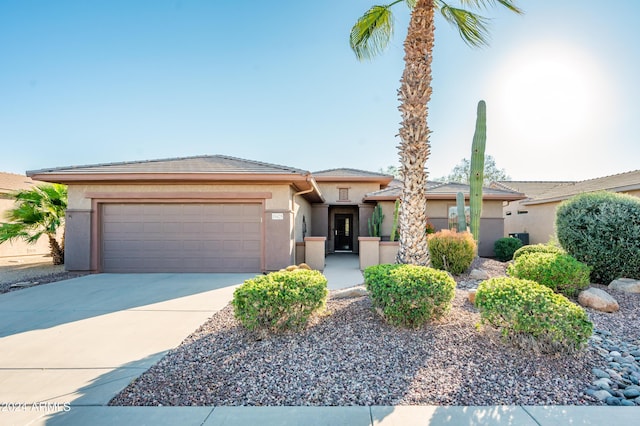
<box><xmin>390</xmin><ymin>199</ymin><xmax>400</xmax><ymax>241</ymax></box>
<box><xmin>469</xmin><ymin>100</ymin><xmax>487</xmax><ymax>246</ymax></box>
<box><xmin>456</xmin><ymin>191</ymin><xmax>467</xmax><ymax>232</ymax></box>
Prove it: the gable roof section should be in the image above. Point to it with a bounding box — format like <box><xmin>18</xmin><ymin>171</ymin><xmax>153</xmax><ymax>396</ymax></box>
<box><xmin>312</xmin><ymin>168</ymin><xmax>394</xmax><ymax>185</ymax></box>
<box><xmin>522</xmin><ymin>170</ymin><xmax>640</xmax><ymax>205</ymax></box>
<box><xmin>27</xmin><ymin>155</ymin><xmax>324</xmax><ymax>202</ymax></box>
<box><xmin>491</xmin><ymin>181</ymin><xmax>575</xmax><ymax>199</ymax></box>
<box><xmin>364</xmin><ymin>181</ymin><xmax>525</xmax><ymax>201</ymax></box>
<box><xmin>0</xmin><ymin>172</ymin><xmax>39</xmax><ymax>195</ymax></box>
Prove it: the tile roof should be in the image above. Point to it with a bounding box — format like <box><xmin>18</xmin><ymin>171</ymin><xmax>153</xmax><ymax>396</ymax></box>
<box><xmin>0</xmin><ymin>172</ymin><xmax>39</xmax><ymax>194</ymax></box>
<box><xmin>523</xmin><ymin>170</ymin><xmax>640</xmax><ymax>205</ymax></box>
<box><xmin>312</xmin><ymin>168</ymin><xmax>394</xmax><ymax>179</ymax></box>
<box><xmin>491</xmin><ymin>181</ymin><xmax>575</xmax><ymax>198</ymax></box>
<box><xmin>365</xmin><ymin>181</ymin><xmax>525</xmax><ymax>201</ymax></box>
<box><xmin>27</xmin><ymin>155</ymin><xmax>310</xmax><ymax>176</ymax></box>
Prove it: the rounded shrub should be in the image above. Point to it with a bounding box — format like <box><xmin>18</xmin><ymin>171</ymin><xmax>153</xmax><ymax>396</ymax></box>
<box><xmin>493</xmin><ymin>237</ymin><xmax>523</xmax><ymax>262</ymax></box>
<box><xmin>507</xmin><ymin>252</ymin><xmax>590</xmax><ymax>297</ymax></box>
<box><xmin>427</xmin><ymin>229</ymin><xmax>476</xmax><ymax>274</ymax></box>
<box><xmin>232</xmin><ymin>269</ymin><xmax>328</xmax><ymax>333</ymax></box>
<box><xmin>556</xmin><ymin>191</ymin><xmax>640</xmax><ymax>283</ymax></box>
<box><xmin>363</xmin><ymin>264</ymin><xmax>456</xmax><ymax>328</ymax></box>
<box><xmin>512</xmin><ymin>243</ymin><xmax>565</xmax><ymax>261</ymax></box>
<box><xmin>475</xmin><ymin>277</ymin><xmax>593</xmax><ymax>353</ymax></box>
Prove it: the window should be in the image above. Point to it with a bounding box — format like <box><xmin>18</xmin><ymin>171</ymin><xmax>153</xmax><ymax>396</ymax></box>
<box><xmin>338</xmin><ymin>188</ymin><xmax>349</xmax><ymax>201</ymax></box>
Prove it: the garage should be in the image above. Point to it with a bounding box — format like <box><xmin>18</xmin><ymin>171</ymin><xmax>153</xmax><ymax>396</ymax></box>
<box><xmin>101</xmin><ymin>203</ymin><xmax>262</xmax><ymax>273</ymax></box>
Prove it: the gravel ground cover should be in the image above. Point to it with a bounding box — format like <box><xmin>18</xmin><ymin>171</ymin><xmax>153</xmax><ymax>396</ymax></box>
<box><xmin>109</xmin><ymin>258</ymin><xmax>640</xmax><ymax>407</ymax></box>
<box><xmin>0</xmin><ymin>256</ymin><xmax>87</xmax><ymax>294</ymax></box>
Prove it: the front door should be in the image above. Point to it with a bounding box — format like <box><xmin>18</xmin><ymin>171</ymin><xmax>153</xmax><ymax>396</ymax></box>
<box><xmin>334</xmin><ymin>214</ymin><xmax>353</xmax><ymax>251</ymax></box>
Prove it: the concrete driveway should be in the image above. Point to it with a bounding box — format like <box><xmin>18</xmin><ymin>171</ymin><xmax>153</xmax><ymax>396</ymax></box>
<box><xmin>0</xmin><ymin>273</ymin><xmax>253</xmax><ymax>407</ymax></box>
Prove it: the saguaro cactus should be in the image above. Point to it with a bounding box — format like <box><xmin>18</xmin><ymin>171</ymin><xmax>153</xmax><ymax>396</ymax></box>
<box><xmin>469</xmin><ymin>100</ymin><xmax>486</xmax><ymax>247</ymax></box>
<box><xmin>456</xmin><ymin>191</ymin><xmax>467</xmax><ymax>232</ymax></box>
<box><xmin>368</xmin><ymin>204</ymin><xmax>384</xmax><ymax>237</ymax></box>
<box><xmin>390</xmin><ymin>200</ymin><xmax>400</xmax><ymax>241</ymax></box>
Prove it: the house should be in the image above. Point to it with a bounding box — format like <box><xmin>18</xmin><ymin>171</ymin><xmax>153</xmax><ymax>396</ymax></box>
<box><xmin>27</xmin><ymin>155</ymin><xmax>525</xmax><ymax>273</ymax></box>
<box><xmin>493</xmin><ymin>170</ymin><xmax>640</xmax><ymax>245</ymax></box>
<box><xmin>0</xmin><ymin>172</ymin><xmax>52</xmax><ymax>258</ymax></box>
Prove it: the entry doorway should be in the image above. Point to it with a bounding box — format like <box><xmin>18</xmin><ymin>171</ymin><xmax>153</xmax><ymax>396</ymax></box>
<box><xmin>334</xmin><ymin>213</ymin><xmax>353</xmax><ymax>251</ymax></box>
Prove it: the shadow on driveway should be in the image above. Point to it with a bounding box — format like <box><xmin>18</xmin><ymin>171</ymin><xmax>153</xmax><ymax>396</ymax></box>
<box><xmin>0</xmin><ymin>273</ymin><xmax>254</xmax><ymax>338</ymax></box>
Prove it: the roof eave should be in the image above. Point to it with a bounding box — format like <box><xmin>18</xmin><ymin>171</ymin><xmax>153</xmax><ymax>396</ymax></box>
<box><xmin>26</xmin><ymin>172</ymin><xmax>311</xmax><ymax>184</ymax></box>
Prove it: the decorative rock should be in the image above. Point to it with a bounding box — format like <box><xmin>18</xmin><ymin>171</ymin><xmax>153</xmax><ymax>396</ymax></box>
<box><xmin>592</xmin><ymin>389</ymin><xmax>613</xmax><ymax>401</ymax></box>
<box><xmin>592</xmin><ymin>368</ymin><xmax>610</xmax><ymax>379</ymax></box>
<box><xmin>577</xmin><ymin>288</ymin><xmax>619</xmax><ymax>312</ymax></box>
<box><xmin>469</xmin><ymin>269</ymin><xmax>490</xmax><ymax>280</ymax></box>
<box><xmin>623</xmin><ymin>388</ymin><xmax>640</xmax><ymax>398</ymax></box>
<box><xmin>593</xmin><ymin>378</ymin><xmax>611</xmax><ymax>389</ymax></box>
<box><xmin>332</xmin><ymin>286</ymin><xmax>368</xmax><ymax>299</ymax></box>
<box><xmin>606</xmin><ymin>396</ymin><xmax>622</xmax><ymax>405</ymax></box>
<box><xmin>609</xmin><ymin>278</ymin><xmax>640</xmax><ymax>293</ymax></box>
<box><xmin>620</xmin><ymin>399</ymin><xmax>636</xmax><ymax>406</ymax></box>
<box><xmin>468</xmin><ymin>289</ymin><xmax>477</xmax><ymax>305</ymax></box>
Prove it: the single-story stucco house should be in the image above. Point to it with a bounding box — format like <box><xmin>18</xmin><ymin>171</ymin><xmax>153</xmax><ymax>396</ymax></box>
<box><xmin>28</xmin><ymin>155</ymin><xmax>524</xmax><ymax>273</ymax></box>
<box><xmin>492</xmin><ymin>169</ymin><xmax>640</xmax><ymax>245</ymax></box>
<box><xmin>0</xmin><ymin>172</ymin><xmax>52</xmax><ymax>258</ymax></box>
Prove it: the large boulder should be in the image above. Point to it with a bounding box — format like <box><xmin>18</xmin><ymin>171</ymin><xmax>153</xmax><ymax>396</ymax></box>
<box><xmin>469</xmin><ymin>269</ymin><xmax>490</xmax><ymax>280</ymax></box>
<box><xmin>609</xmin><ymin>278</ymin><xmax>640</xmax><ymax>293</ymax></box>
<box><xmin>332</xmin><ymin>286</ymin><xmax>368</xmax><ymax>299</ymax></box>
<box><xmin>578</xmin><ymin>287</ymin><xmax>619</xmax><ymax>312</ymax></box>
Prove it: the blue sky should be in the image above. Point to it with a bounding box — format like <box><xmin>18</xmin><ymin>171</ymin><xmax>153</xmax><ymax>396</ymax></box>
<box><xmin>1</xmin><ymin>0</ymin><xmax>638</xmax><ymax>181</ymax></box>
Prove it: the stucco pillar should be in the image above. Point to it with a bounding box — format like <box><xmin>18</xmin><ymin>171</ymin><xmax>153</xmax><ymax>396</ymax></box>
<box><xmin>264</xmin><ymin>209</ymin><xmax>294</xmax><ymax>271</ymax></box>
<box><xmin>311</xmin><ymin>204</ymin><xmax>329</xmax><ymax>253</ymax></box>
<box><xmin>358</xmin><ymin>236</ymin><xmax>380</xmax><ymax>270</ymax></box>
<box><xmin>64</xmin><ymin>210</ymin><xmax>92</xmax><ymax>271</ymax></box>
<box><xmin>304</xmin><ymin>237</ymin><xmax>326</xmax><ymax>271</ymax></box>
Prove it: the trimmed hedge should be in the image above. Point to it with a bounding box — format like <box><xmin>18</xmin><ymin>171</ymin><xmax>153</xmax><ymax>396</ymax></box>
<box><xmin>232</xmin><ymin>269</ymin><xmax>328</xmax><ymax>333</ymax></box>
<box><xmin>493</xmin><ymin>237</ymin><xmax>523</xmax><ymax>262</ymax></box>
<box><xmin>507</xmin><ymin>252</ymin><xmax>590</xmax><ymax>297</ymax></box>
<box><xmin>475</xmin><ymin>277</ymin><xmax>593</xmax><ymax>353</ymax></box>
<box><xmin>556</xmin><ymin>191</ymin><xmax>640</xmax><ymax>283</ymax></box>
<box><xmin>364</xmin><ymin>264</ymin><xmax>456</xmax><ymax>328</ymax></box>
<box><xmin>512</xmin><ymin>243</ymin><xmax>565</xmax><ymax>261</ymax></box>
<box><xmin>427</xmin><ymin>229</ymin><xmax>476</xmax><ymax>274</ymax></box>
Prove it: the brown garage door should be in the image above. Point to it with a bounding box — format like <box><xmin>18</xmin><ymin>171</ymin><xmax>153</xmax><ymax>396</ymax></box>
<box><xmin>101</xmin><ymin>203</ymin><xmax>262</xmax><ymax>272</ymax></box>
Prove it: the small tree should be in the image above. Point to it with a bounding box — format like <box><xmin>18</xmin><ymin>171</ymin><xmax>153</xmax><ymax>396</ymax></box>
<box><xmin>0</xmin><ymin>184</ymin><xmax>67</xmax><ymax>265</ymax></box>
<box><xmin>436</xmin><ymin>155</ymin><xmax>510</xmax><ymax>185</ymax></box>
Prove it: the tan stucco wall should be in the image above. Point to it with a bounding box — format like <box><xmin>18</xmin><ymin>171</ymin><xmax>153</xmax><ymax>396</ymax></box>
<box><xmin>0</xmin><ymin>198</ymin><xmax>52</xmax><ymax>258</ymax></box>
<box><xmin>68</xmin><ymin>183</ymin><xmax>292</xmax><ymax>211</ymax></box>
<box><xmin>317</xmin><ymin>182</ymin><xmax>381</xmax><ymax>205</ymax></box>
<box><xmin>293</xmin><ymin>192</ymin><xmax>312</xmax><ymax>242</ymax></box>
<box><xmin>503</xmin><ymin>200</ymin><xmax>559</xmax><ymax>245</ymax></box>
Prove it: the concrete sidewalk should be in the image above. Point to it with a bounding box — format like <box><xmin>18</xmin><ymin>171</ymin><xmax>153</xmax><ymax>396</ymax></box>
<box><xmin>4</xmin><ymin>405</ymin><xmax>638</xmax><ymax>425</ymax></box>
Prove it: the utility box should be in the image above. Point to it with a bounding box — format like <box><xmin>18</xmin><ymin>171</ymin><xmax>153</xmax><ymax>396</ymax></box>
<box><xmin>509</xmin><ymin>233</ymin><xmax>530</xmax><ymax>246</ymax></box>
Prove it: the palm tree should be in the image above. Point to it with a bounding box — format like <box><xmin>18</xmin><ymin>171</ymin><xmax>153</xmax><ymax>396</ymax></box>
<box><xmin>351</xmin><ymin>0</ymin><xmax>522</xmax><ymax>265</ymax></box>
<box><xmin>0</xmin><ymin>184</ymin><xmax>67</xmax><ymax>265</ymax></box>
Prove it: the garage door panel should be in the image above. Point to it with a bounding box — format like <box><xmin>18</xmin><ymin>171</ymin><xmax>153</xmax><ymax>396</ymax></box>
<box><xmin>101</xmin><ymin>203</ymin><xmax>262</xmax><ymax>272</ymax></box>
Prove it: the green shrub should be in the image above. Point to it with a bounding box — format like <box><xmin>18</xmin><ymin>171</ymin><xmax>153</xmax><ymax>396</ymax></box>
<box><xmin>556</xmin><ymin>191</ymin><xmax>640</xmax><ymax>283</ymax></box>
<box><xmin>364</xmin><ymin>264</ymin><xmax>456</xmax><ymax>328</ymax></box>
<box><xmin>427</xmin><ymin>229</ymin><xmax>476</xmax><ymax>274</ymax></box>
<box><xmin>475</xmin><ymin>277</ymin><xmax>593</xmax><ymax>353</ymax></box>
<box><xmin>507</xmin><ymin>252</ymin><xmax>590</xmax><ymax>297</ymax></box>
<box><xmin>232</xmin><ymin>269</ymin><xmax>328</xmax><ymax>333</ymax></box>
<box><xmin>493</xmin><ymin>237</ymin><xmax>523</xmax><ymax>262</ymax></box>
<box><xmin>512</xmin><ymin>243</ymin><xmax>565</xmax><ymax>260</ymax></box>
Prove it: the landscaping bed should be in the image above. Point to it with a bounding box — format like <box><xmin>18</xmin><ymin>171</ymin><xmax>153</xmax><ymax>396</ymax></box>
<box><xmin>109</xmin><ymin>259</ymin><xmax>640</xmax><ymax>407</ymax></box>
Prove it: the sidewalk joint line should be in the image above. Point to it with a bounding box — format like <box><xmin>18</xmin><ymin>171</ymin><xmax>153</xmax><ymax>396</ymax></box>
<box><xmin>520</xmin><ymin>405</ymin><xmax>542</xmax><ymax>426</ymax></box>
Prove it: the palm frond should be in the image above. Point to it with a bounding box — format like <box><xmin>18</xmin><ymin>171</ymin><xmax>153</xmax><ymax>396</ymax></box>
<box><xmin>454</xmin><ymin>0</ymin><xmax>523</xmax><ymax>14</ymax></box>
<box><xmin>438</xmin><ymin>3</ymin><xmax>491</xmax><ymax>47</ymax></box>
<box><xmin>404</xmin><ymin>0</ymin><xmax>417</xmax><ymax>8</ymax></box>
<box><xmin>350</xmin><ymin>5</ymin><xmax>395</xmax><ymax>61</ymax></box>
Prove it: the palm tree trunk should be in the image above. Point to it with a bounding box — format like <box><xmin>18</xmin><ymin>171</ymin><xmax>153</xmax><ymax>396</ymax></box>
<box><xmin>48</xmin><ymin>234</ymin><xmax>64</xmax><ymax>265</ymax></box>
<box><xmin>396</xmin><ymin>0</ymin><xmax>434</xmax><ymax>266</ymax></box>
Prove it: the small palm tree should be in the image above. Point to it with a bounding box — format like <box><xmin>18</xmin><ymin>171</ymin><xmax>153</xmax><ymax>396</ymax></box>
<box><xmin>0</xmin><ymin>184</ymin><xmax>67</xmax><ymax>265</ymax></box>
<box><xmin>351</xmin><ymin>0</ymin><xmax>522</xmax><ymax>265</ymax></box>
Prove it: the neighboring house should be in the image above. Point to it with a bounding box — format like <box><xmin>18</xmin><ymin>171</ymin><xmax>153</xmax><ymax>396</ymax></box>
<box><xmin>28</xmin><ymin>155</ymin><xmax>524</xmax><ymax>273</ymax></box>
<box><xmin>493</xmin><ymin>170</ymin><xmax>640</xmax><ymax>245</ymax></box>
<box><xmin>0</xmin><ymin>172</ymin><xmax>51</xmax><ymax>258</ymax></box>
